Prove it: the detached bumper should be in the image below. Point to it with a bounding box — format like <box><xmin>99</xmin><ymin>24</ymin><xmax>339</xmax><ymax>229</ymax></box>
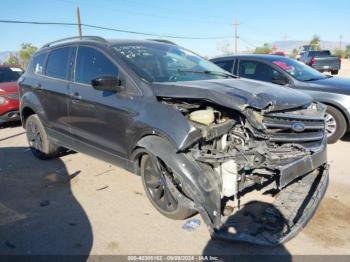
<box><xmin>0</xmin><ymin>110</ymin><xmax>20</xmax><ymax>123</ymax></box>
<box><xmin>213</xmin><ymin>164</ymin><xmax>329</xmax><ymax>245</ymax></box>
<box><xmin>278</xmin><ymin>138</ymin><xmax>327</xmax><ymax>188</ymax></box>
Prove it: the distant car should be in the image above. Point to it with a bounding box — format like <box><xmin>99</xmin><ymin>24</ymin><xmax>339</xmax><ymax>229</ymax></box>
<box><xmin>0</xmin><ymin>66</ymin><xmax>23</xmax><ymax>124</ymax></box>
<box><xmin>211</xmin><ymin>54</ymin><xmax>350</xmax><ymax>143</ymax></box>
<box><xmin>299</xmin><ymin>50</ymin><xmax>341</xmax><ymax>75</ymax></box>
<box><xmin>273</xmin><ymin>51</ymin><xmax>286</xmax><ymax>56</ymax></box>
<box><xmin>296</xmin><ymin>51</ymin><xmax>305</xmax><ymax>61</ymax></box>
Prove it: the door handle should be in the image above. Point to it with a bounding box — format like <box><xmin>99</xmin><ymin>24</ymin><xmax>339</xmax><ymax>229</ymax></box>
<box><xmin>70</xmin><ymin>92</ymin><xmax>82</xmax><ymax>102</ymax></box>
<box><xmin>35</xmin><ymin>83</ymin><xmax>43</xmax><ymax>90</ymax></box>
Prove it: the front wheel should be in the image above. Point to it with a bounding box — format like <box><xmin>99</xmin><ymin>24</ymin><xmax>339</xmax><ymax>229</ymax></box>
<box><xmin>325</xmin><ymin>106</ymin><xmax>346</xmax><ymax>144</ymax></box>
<box><xmin>25</xmin><ymin>114</ymin><xmax>63</xmax><ymax>159</ymax></box>
<box><xmin>140</xmin><ymin>154</ymin><xmax>196</xmax><ymax>220</ymax></box>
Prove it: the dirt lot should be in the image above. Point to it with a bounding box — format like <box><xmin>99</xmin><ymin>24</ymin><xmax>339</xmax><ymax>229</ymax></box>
<box><xmin>1</xmin><ymin>61</ymin><xmax>350</xmax><ymax>258</ymax></box>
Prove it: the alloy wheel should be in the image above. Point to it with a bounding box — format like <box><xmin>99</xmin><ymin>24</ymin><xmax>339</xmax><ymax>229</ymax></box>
<box><xmin>325</xmin><ymin>112</ymin><xmax>337</xmax><ymax>138</ymax></box>
<box><xmin>26</xmin><ymin>120</ymin><xmax>43</xmax><ymax>152</ymax></box>
<box><xmin>143</xmin><ymin>156</ymin><xmax>178</xmax><ymax>212</ymax></box>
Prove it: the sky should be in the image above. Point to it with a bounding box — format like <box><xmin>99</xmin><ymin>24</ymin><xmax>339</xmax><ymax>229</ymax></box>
<box><xmin>0</xmin><ymin>0</ymin><xmax>349</xmax><ymax>57</ymax></box>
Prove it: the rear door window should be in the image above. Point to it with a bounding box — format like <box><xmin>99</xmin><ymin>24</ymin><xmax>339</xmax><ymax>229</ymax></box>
<box><xmin>75</xmin><ymin>47</ymin><xmax>118</xmax><ymax>85</ymax></box>
<box><xmin>46</xmin><ymin>47</ymin><xmax>70</xmax><ymax>80</ymax></box>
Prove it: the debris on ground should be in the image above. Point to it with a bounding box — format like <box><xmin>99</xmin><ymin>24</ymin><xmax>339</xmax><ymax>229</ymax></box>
<box><xmin>95</xmin><ymin>169</ymin><xmax>114</xmax><ymax>176</ymax></box>
<box><xmin>96</xmin><ymin>185</ymin><xmax>109</xmax><ymax>191</ymax></box>
<box><xmin>182</xmin><ymin>218</ymin><xmax>201</xmax><ymax>232</ymax></box>
<box><xmin>39</xmin><ymin>200</ymin><xmax>50</xmax><ymax>207</ymax></box>
<box><xmin>5</xmin><ymin>240</ymin><xmax>16</xmax><ymax>249</ymax></box>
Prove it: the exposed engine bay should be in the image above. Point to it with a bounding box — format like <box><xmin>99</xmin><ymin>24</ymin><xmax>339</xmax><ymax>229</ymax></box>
<box><xmin>159</xmin><ymin>97</ymin><xmax>329</xmax><ymax>245</ymax></box>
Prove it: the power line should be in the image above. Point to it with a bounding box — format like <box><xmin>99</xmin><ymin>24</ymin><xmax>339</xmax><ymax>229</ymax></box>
<box><xmin>239</xmin><ymin>37</ymin><xmax>258</xmax><ymax>48</ymax></box>
<box><xmin>55</xmin><ymin>0</ymin><xmax>231</xmax><ymax>27</ymax></box>
<box><xmin>0</xmin><ymin>19</ymin><xmax>231</xmax><ymax>40</ymax></box>
<box><xmin>103</xmin><ymin>0</ymin><xmax>228</xmax><ymax>22</ymax></box>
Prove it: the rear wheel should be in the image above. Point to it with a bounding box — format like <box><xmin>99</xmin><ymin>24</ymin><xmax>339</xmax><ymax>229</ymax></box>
<box><xmin>325</xmin><ymin>106</ymin><xmax>346</xmax><ymax>144</ymax></box>
<box><xmin>331</xmin><ymin>70</ymin><xmax>339</xmax><ymax>75</ymax></box>
<box><xmin>25</xmin><ymin>114</ymin><xmax>63</xmax><ymax>159</ymax></box>
<box><xmin>140</xmin><ymin>153</ymin><xmax>196</xmax><ymax>220</ymax></box>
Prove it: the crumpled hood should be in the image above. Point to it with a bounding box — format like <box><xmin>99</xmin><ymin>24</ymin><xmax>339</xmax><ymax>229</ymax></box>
<box><xmin>308</xmin><ymin>76</ymin><xmax>350</xmax><ymax>96</ymax></box>
<box><xmin>151</xmin><ymin>78</ymin><xmax>312</xmax><ymax>112</ymax></box>
<box><xmin>0</xmin><ymin>81</ymin><xmax>19</xmax><ymax>94</ymax></box>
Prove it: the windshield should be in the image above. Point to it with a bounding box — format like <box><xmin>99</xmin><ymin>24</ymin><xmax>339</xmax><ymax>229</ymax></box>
<box><xmin>272</xmin><ymin>58</ymin><xmax>327</xmax><ymax>81</ymax></box>
<box><xmin>0</xmin><ymin>67</ymin><xmax>21</xmax><ymax>83</ymax></box>
<box><xmin>308</xmin><ymin>51</ymin><xmax>331</xmax><ymax>57</ymax></box>
<box><xmin>113</xmin><ymin>44</ymin><xmax>230</xmax><ymax>82</ymax></box>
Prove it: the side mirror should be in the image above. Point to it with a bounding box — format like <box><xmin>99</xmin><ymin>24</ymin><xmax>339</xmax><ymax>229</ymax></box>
<box><xmin>91</xmin><ymin>75</ymin><xmax>122</xmax><ymax>92</ymax></box>
<box><xmin>272</xmin><ymin>75</ymin><xmax>289</xmax><ymax>86</ymax></box>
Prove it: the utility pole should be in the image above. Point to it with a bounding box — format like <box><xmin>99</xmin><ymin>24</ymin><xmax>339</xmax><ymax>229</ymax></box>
<box><xmin>76</xmin><ymin>7</ymin><xmax>82</xmax><ymax>39</ymax></box>
<box><xmin>233</xmin><ymin>19</ymin><xmax>240</xmax><ymax>55</ymax></box>
<box><xmin>340</xmin><ymin>34</ymin><xmax>343</xmax><ymax>49</ymax></box>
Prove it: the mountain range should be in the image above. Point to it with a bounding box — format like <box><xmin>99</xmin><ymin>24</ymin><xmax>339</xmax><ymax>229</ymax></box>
<box><xmin>0</xmin><ymin>51</ymin><xmax>18</xmax><ymax>64</ymax></box>
<box><xmin>268</xmin><ymin>40</ymin><xmax>349</xmax><ymax>53</ymax></box>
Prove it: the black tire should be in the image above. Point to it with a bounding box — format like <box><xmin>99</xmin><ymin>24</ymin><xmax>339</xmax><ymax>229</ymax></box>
<box><xmin>140</xmin><ymin>154</ymin><xmax>196</xmax><ymax>220</ymax></box>
<box><xmin>325</xmin><ymin>106</ymin><xmax>347</xmax><ymax>144</ymax></box>
<box><xmin>25</xmin><ymin>114</ymin><xmax>62</xmax><ymax>159</ymax></box>
<box><xmin>331</xmin><ymin>70</ymin><xmax>339</xmax><ymax>75</ymax></box>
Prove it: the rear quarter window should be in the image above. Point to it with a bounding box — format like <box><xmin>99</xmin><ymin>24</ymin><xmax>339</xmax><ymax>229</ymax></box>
<box><xmin>32</xmin><ymin>53</ymin><xmax>47</xmax><ymax>75</ymax></box>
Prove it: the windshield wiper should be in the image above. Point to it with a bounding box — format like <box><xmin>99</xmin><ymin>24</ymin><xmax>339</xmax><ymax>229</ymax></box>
<box><xmin>177</xmin><ymin>69</ymin><xmax>238</xmax><ymax>78</ymax></box>
<box><xmin>303</xmin><ymin>77</ymin><xmax>326</xmax><ymax>81</ymax></box>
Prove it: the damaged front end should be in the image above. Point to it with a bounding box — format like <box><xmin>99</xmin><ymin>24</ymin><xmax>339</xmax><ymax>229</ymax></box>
<box><xmin>157</xmin><ymin>98</ymin><xmax>328</xmax><ymax>245</ymax></box>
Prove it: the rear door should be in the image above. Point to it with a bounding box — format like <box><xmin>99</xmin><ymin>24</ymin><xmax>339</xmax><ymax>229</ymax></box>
<box><xmin>68</xmin><ymin>45</ymin><xmax>134</xmax><ymax>163</ymax></box>
<box><xmin>33</xmin><ymin>46</ymin><xmax>74</xmax><ymax>142</ymax></box>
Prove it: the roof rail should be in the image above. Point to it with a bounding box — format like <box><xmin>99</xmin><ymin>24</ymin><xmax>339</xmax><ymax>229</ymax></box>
<box><xmin>41</xmin><ymin>36</ymin><xmax>108</xmax><ymax>48</ymax></box>
<box><xmin>148</xmin><ymin>39</ymin><xmax>177</xmax><ymax>45</ymax></box>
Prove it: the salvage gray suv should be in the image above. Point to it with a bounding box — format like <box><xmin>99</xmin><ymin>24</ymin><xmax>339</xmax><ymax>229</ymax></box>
<box><xmin>19</xmin><ymin>36</ymin><xmax>329</xmax><ymax>245</ymax></box>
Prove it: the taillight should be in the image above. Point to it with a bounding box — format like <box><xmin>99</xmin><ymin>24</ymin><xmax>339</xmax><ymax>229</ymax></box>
<box><xmin>310</xmin><ymin>56</ymin><xmax>315</xmax><ymax>66</ymax></box>
<box><xmin>339</xmin><ymin>57</ymin><xmax>342</xmax><ymax>65</ymax></box>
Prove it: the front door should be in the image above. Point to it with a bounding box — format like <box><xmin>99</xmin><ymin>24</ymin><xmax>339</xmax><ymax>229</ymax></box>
<box><xmin>68</xmin><ymin>46</ymin><xmax>134</xmax><ymax>165</ymax></box>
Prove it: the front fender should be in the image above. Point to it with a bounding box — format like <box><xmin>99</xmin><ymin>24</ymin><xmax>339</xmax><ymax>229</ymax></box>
<box><xmin>134</xmin><ymin>135</ymin><xmax>222</xmax><ymax>230</ymax></box>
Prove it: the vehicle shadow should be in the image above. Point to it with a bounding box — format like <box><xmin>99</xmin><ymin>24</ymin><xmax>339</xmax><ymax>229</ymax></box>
<box><xmin>340</xmin><ymin>132</ymin><xmax>350</xmax><ymax>142</ymax></box>
<box><xmin>202</xmin><ymin>201</ymin><xmax>291</xmax><ymax>261</ymax></box>
<box><xmin>0</xmin><ymin>146</ymin><xmax>93</xmax><ymax>258</ymax></box>
<box><xmin>0</xmin><ymin>121</ymin><xmax>22</xmax><ymax>129</ymax></box>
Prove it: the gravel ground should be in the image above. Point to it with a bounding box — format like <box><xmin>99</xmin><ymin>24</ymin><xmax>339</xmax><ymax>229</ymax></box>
<box><xmin>0</xmin><ymin>62</ymin><xmax>349</xmax><ymax>258</ymax></box>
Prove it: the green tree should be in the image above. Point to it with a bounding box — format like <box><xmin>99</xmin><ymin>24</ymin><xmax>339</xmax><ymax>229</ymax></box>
<box><xmin>346</xmin><ymin>45</ymin><xmax>350</xmax><ymax>56</ymax></box>
<box><xmin>290</xmin><ymin>48</ymin><xmax>299</xmax><ymax>59</ymax></box>
<box><xmin>6</xmin><ymin>52</ymin><xmax>20</xmax><ymax>66</ymax></box>
<box><xmin>333</xmin><ymin>48</ymin><xmax>346</xmax><ymax>58</ymax></box>
<box><xmin>253</xmin><ymin>43</ymin><xmax>271</xmax><ymax>54</ymax></box>
<box><xmin>19</xmin><ymin>43</ymin><xmax>38</xmax><ymax>67</ymax></box>
<box><xmin>310</xmin><ymin>35</ymin><xmax>321</xmax><ymax>50</ymax></box>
